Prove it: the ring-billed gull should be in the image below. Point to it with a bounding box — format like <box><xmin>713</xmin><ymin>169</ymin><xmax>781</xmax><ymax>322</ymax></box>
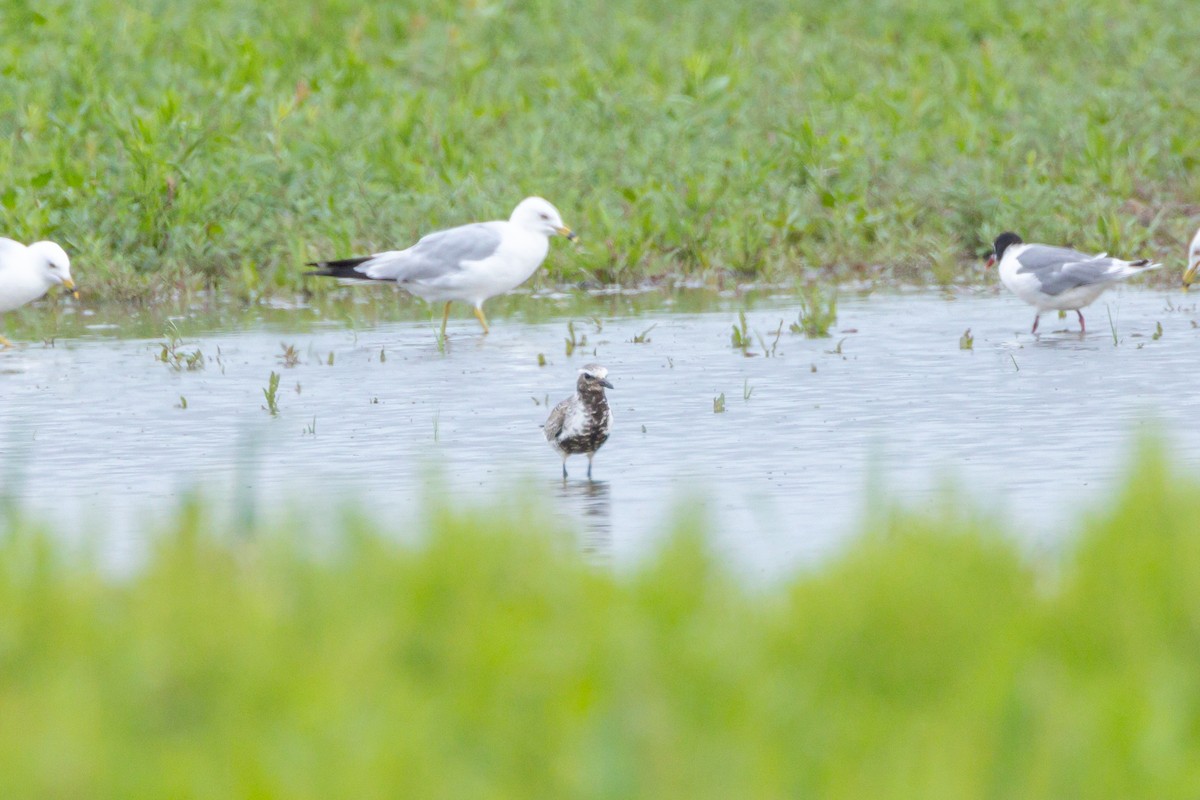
<box><xmin>543</xmin><ymin>364</ymin><xmax>613</xmax><ymax>480</ymax></box>
<box><xmin>308</xmin><ymin>196</ymin><xmax>575</xmax><ymax>337</ymax></box>
<box><xmin>0</xmin><ymin>239</ymin><xmax>77</xmax><ymax>348</ymax></box>
<box><xmin>1182</xmin><ymin>227</ymin><xmax>1200</xmax><ymax>288</ymax></box>
<box><xmin>986</xmin><ymin>231</ymin><xmax>1159</xmax><ymax>334</ymax></box>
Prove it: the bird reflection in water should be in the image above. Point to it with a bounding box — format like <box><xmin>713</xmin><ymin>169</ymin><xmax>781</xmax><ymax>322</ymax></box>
<box><xmin>554</xmin><ymin>479</ymin><xmax>612</xmax><ymax>561</ymax></box>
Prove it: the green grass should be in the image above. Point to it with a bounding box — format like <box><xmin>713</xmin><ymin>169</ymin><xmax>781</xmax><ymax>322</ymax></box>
<box><xmin>2</xmin><ymin>0</ymin><xmax>1198</xmax><ymax>300</ymax></box>
<box><xmin>3</xmin><ymin>443</ymin><xmax>1200</xmax><ymax>795</ymax></box>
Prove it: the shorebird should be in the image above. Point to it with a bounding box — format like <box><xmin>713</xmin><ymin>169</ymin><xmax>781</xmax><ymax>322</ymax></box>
<box><xmin>307</xmin><ymin>197</ymin><xmax>575</xmax><ymax>337</ymax></box>
<box><xmin>987</xmin><ymin>231</ymin><xmax>1159</xmax><ymax>334</ymax></box>
<box><xmin>1182</xmin><ymin>227</ymin><xmax>1200</xmax><ymax>288</ymax></box>
<box><xmin>544</xmin><ymin>364</ymin><xmax>613</xmax><ymax>480</ymax></box>
<box><xmin>0</xmin><ymin>239</ymin><xmax>77</xmax><ymax>348</ymax></box>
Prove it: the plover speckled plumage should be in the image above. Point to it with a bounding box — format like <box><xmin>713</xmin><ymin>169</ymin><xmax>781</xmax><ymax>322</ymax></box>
<box><xmin>543</xmin><ymin>364</ymin><xmax>613</xmax><ymax>480</ymax></box>
<box><xmin>0</xmin><ymin>238</ymin><xmax>77</xmax><ymax>348</ymax></box>
<box><xmin>307</xmin><ymin>197</ymin><xmax>575</xmax><ymax>338</ymax></box>
<box><xmin>987</xmin><ymin>231</ymin><xmax>1159</xmax><ymax>334</ymax></box>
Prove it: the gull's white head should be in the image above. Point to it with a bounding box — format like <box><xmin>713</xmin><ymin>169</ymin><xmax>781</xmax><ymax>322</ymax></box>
<box><xmin>27</xmin><ymin>241</ymin><xmax>77</xmax><ymax>297</ymax></box>
<box><xmin>577</xmin><ymin>363</ymin><xmax>613</xmax><ymax>390</ymax></box>
<box><xmin>510</xmin><ymin>196</ymin><xmax>576</xmax><ymax>241</ymax></box>
<box><xmin>1185</xmin><ymin>228</ymin><xmax>1200</xmax><ymax>288</ymax></box>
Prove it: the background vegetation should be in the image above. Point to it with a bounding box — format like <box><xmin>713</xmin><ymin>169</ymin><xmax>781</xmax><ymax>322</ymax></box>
<box><xmin>2</xmin><ymin>0</ymin><xmax>1198</xmax><ymax>299</ymax></box>
<box><xmin>2</xmin><ymin>444</ymin><xmax>1200</xmax><ymax>796</ymax></box>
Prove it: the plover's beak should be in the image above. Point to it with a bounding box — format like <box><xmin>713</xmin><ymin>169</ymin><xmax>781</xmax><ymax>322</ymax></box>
<box><xmin>62</xmin><ymin>278</ymin><xmax>79</xmax><ymax>299</ymax></box>
<box><xmin>556</xmin><ymin>225</ymin><xmax>577</xmax><ymax>241</ymax></box>
<box><xmin>599</xmin><ymin>378</ymin><xmax>614</xmax><ymax>389</ymax></box>
<box><xmin>985</xmin><ymin>254</ymin><xmax>996</xmax><ymax>269</ymax></box>
<box><xmin>1184</xmin><ymin>260</ymin><xmax>1199</xmax><ymax>289</ymax></box>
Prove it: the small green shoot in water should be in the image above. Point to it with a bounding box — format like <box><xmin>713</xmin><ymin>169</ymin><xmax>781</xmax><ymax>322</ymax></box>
<box><xmin>1152</xmin><ymin>321</ymin><xmax>1163</xmax><ymax>341</ymax></box>
<box><xmin>790</xmin><ymin>285</ymin><xmax>837</xmax><ymax>338</ymax></box>
<box><xmin>278</xmin><ymin>342</ymin><xmax>300</xmax><ymax>368</ymax></box>
<box><xmin>433</xmin><ymin>411</ymin><xmax>440</xmax><ymax>442</ymax></box>
<box><xmin>743</xmin><ymin>379</ymin><xmax>753</xmax><ymax>401</ymax></box>
<box><xmin>631</xmin><ymin>323</ymin><xmax>657</xmax><ymax>344</ymax></box>
<box><xmin>565</xmin><ymin>321</ymin><xmax>587</xmax><ymax>356</ymax></box>
<box><xmin>1106</xmin><ymin>305</ymin><xmax>1118</xmax><ymax>345</ymax></box>
<box><xmin>158</xmin><ymin>327</ymin><xmax>204</xmax><ymax>372</ymax></box>
<box><xmin>825</xmin><ymin>337</ymin><xmax>847</xmax><ymax>355</ymax></box>
<box><xmin>751</xmin><ymin>321</ymin><xmax>784</xmax><ymax>357</ymax></box>
<box><xmin>263</xmin><ymin>371</ymin><xmax>281</xmax><ymax>415</ymax></box>
<box><xmin>379</xmin><ymin>347</ymin><xmax>386</xmax><ymax>363</ymax></box>
<box><xmin>303</xmin><ymin>416</ymin><xmax>316</xmax><ymax>435</ymax></box>
<box><xmin>959</xmin><ymin>328</ymin><xmax>974</xmax><ymax>350</ymax></box>
<box><xmin>176</xmin><ymin>395</ymin><xmax>187</xmax><ymax>410</ymax></box>
<box><xmin>537</xmin><ymin>353</ymin><xmax>546</xmax><ymax>367</ymax></box>
<box><xmin>713</xmin><ymin>393</ymin><xmax>726</xmax><ymax>413</ymax></box>
<box><xmin>731</xmin><ymin>311</ymin><xmax>753</xmax><ymax>354</ymax></box>
<box><xmin>327</xmin><ymin>351</ymin><xmax>335</xmax><ymax>365</ymax></box>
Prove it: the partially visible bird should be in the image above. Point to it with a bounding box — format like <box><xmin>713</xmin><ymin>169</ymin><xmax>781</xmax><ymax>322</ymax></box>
<box><xmin>543</xmin><ymin>364</ymin><xmax>613</xmax><ymax>480</ymax></box>
<box><xmin>1182</xmin><ymin>227</ymin><xmax>1200</xmax><ymax>288</ymax></box>
<box><xmin>986</xmin><ymin>231</ymin><xmax>1159</xmax><ymax>334</ymax></box>
<box><xmin>0</xmin><ymin>238</ymin><xmax>77</xmax><ymax>348</ymax></box>
<box><xmin>307</xmin><ymin>197</ymin><xmax>575</xmax><ymax>338</ymax></box>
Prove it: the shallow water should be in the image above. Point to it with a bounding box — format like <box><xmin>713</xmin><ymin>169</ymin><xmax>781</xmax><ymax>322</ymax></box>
<box><xmin>2</xmin><ymin>286</ymin><xmax>1198</xmax><ymax>575</ymax></box>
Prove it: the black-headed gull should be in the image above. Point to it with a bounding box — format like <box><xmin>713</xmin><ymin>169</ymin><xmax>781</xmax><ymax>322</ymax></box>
<box><xmin>1182</xmin><ymin>228</ymin><xmax>1200</xmax><ymax>288</ymax></box>
<box><xmin>0</xmin><ymin>239</ymin><xmax>78</xmax><ymax>348</ymax></box>
<box><xmin>308</xmin><ymin>197</ymin><xmax>575</xmax><ymax>337</ymax></box>
<box><xmin>543</xmin><ymin>364</ymin><xmax>613</xmax><ymax>480</ymax></box>
<box><xmin>986</xmin><ymin>232</ymin><xmax>1159</xmax><ymax>334</ymax></box>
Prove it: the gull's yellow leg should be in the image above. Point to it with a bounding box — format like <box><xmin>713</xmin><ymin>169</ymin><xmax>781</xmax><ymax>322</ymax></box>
<box><xmin>440</xmin><ymin>302</ymin><xmax>452</xmax><ymax>339</ymax></box>
<box><xmin>473</xmin><ymin>305</ymin><xmax>490</xmax><ymax>335</ymax></box>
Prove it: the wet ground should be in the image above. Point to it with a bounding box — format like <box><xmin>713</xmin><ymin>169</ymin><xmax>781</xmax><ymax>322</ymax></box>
<box><xmin>1</xmin><ymin>285</ymin><xmax>1197</xmax><ymax>575</ymax></box>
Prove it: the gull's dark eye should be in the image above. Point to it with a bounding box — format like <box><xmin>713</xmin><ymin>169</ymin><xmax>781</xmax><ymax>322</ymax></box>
<box><xmin>539</xmin><ymin>213</ymin><xmax>550</xmax><ymax>220</ymax></box>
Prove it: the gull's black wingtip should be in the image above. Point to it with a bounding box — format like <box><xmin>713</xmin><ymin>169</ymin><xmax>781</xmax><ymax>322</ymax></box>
<box><xmin>305</xmin><ymin>255</ymin><xmax>374</xmax><ymax>279</ymax></box>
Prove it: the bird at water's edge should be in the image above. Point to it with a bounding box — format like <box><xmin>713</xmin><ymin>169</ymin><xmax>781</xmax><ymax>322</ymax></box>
<box><xmin>0</xmin><ymin>239</ymin><xmax>78</xmax><ymax>348</ymax></box>
<box><xmin>544</xmin><ymin>364</ymin><xmax>613</xmax><ymax>480</ymax></box>
<box><xmin>306</xmin><ymin>197</ymin><xmax>575</xmax><ymax>338</ymax></box>
<box><xmin>1182</xmin><ymin>228</ymin><xmax>1200</xmax><ymax>288</ymax></box>
<box><xmin>986</xmin><ymin>232</ymin><xmax>1159</xmax><ymax>334</ymax></box>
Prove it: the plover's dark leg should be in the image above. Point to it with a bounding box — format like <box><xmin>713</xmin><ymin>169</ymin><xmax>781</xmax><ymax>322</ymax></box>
<box><xmin>1076</xmin><ymin>309</ymin><xmax>1086</xmax><ymax>333</ymax></box>
<box><xmin>587</xmin><ymin>454</ymin><xmax>594</xmax><ymax>480</ymax></box>
<box><xmin>1031</xmin><ymin>314</ymin><xmax>1040</xmax><ymax>334</ymax></box>
<box><xmin>562</xmin><ymin>459</ymin><xmax>568</xmax><ymax>479</ymax></box>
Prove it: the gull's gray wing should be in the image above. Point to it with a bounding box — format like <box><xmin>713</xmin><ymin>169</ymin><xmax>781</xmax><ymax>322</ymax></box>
<box><xmin>359</xmin><ymin>223</ymin><xmax>503</xmax><ymax>284</ymax></box>
<box><xmin>543</xmin><ymin>397</ymin><xmax>571</xmax><ymax>442</ymax></box>
<box><xmin>1016</xmin><ymin>245</ymin><xmax>1129</xmax><ymax>295</ymax></box>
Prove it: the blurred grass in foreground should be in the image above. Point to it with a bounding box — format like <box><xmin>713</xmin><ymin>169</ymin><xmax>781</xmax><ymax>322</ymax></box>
<box><xmin>1</xmin><ymin>0</ymin><xmax>1198</xmax><ymax>298</ymax></box>
<box><xmin>2</xmin><ymin>443</ymin><xmax>1200</xmax><ymax>797</ymax></box>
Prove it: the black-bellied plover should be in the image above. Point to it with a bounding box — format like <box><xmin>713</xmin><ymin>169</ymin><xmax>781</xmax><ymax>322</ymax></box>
<box><xmin>987</xmin><ymin>232</ymin><xmax>1159</xmax><ymax>334</ymax></box>
<box><xmin>0</xmin><ymin>239</ymin><xmax>77</xmax><ymax>348</ymax></box>
<box><xmin>307</xmin><ymin>197</ymin><xmax>576</xmax><ymax>337</ymax></box>
<box><xmin>544</xmin><ymin>364</ymin><xmax>613</xmax><ymax>480</ymax></box>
